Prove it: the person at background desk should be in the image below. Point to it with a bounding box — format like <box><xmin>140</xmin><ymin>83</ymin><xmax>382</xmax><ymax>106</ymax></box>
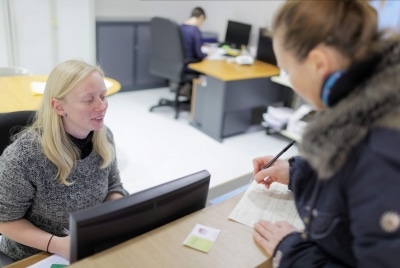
<box><xmin>252</xmin><ymin>1</ymin><xmax>400</xmax><ymax>267</ymax></box>
<box><xmin>0</xmin><ymin>60</ymin><xmax>129</xmax><ymax>261</ymax></box>
<box><xmin>180</xmin><ymin>6</ymin><xmax>208</xmax><ymax>75</ymax></box>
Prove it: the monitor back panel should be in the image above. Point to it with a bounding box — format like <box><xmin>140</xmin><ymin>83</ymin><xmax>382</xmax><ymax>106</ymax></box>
<box><xmin>69</xmin><ymin>170</ymin><xmax>211</xmax><ymax>263</ymax></box>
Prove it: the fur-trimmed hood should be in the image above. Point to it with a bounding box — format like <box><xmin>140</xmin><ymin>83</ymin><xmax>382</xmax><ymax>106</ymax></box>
<box><xmin>300</xmin><ymin>42</ymin><xmax>400</xmax><ymax>179</ymax></box>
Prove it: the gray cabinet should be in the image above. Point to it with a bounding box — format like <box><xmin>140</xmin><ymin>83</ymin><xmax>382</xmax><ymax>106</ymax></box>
<box><xmin>96</xmin><ymin>19</ymin><xmax>167</xmax><ymax>91</ymax></box>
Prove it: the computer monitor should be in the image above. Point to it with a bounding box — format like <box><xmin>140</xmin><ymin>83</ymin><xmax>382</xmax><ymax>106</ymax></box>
<box><xmin>224</xmin><ymin>20</ymin><xmax>252</xmax><ymax>49</ymax></box>
<box><xmin>69</xmin><ymin>170</ymin><xmax>211</xmax><ymax>263</ymax></box>
<box><xmin>256</xmin><ymin>28</ymin><xmax>277</xmax><ymax>65</ymax></box>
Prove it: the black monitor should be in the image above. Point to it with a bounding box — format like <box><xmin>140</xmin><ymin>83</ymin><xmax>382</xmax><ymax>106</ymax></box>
<box><xmin>256</xmin><ymin>28</ymin><xmax>277</xmax><ymax>65</ymax></box>
<box><xmin>69</xmin><ymin>170</ymin><xmax>211</xmax><ymax>263</ymax></box>
<box><xmin>224</xmin><ymin>20</ymin><xmax>252</xmax><ymax>49</ymax></box>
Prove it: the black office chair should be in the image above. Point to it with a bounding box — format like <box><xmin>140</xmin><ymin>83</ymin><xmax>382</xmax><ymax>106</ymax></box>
<box><xmin>148</xmin><ymin>17</ymin><xmax>198</xmax><ymax>119</ymax></box>
<box><xmin>0</xmin><ymin>110</ymin><xmax>36</xmax><ymax>155</ymax></box>
<box><xmin>0</xmin><ymin>111</ymin><xmax>35</xmax><ymax>265</ymax></box>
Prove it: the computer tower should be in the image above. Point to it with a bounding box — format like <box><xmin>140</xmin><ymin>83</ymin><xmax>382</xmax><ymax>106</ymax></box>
<box><xmin>256</xmin><ymin>28</ymin><xmax>277</xmax><ymax>65</ymax></box>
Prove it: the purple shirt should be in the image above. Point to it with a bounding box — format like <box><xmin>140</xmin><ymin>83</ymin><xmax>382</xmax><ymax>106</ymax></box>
<box><xmin>180</xmin><ymin>24</ymin><xmax>207</xmax><ymax>61</ymax></box>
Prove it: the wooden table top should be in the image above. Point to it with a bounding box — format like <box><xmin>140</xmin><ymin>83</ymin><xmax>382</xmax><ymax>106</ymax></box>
<box><xmin>188</xmin><ymin>59</ymin><xmax>279</xmax><ymax>82</ymax></box>
<box><xmin>68</xmin><ymin>193</ymin><xmax>271</xmax><ymax>268</ymax></box>
<box><xmin>5</xmin><ymin>193</ymin><xmax>272</xmax><ymax>268</ymax></box>
<box><xmin>0</xmin><ymin>75</ymin><xmax>121</xmax><ymax>113</ymax></box>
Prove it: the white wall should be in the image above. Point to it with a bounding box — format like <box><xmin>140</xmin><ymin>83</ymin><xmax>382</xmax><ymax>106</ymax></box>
<box><xmin>0</xmin><ymin>0</ymin><xmax>11</xmax><ymax>66</ymax></box>
<box><xmin>94</xmin><ymin>0</ymin><xmax>283</xmax><ymax>48</ymax></box>
<box><xmin>1</xmin><ymin>0</ymin><xmax>282</xmax><ymax>73</ymax></box>
<box><xmin>0</xmin><ymin>0</ymin><xmax>95</xmax><ymax>74</ymax></box>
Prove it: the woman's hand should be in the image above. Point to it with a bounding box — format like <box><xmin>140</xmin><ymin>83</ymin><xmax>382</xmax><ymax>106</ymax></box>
<box><xmin>49</xmin><ymin>235</ymin><xmax>70</xmax><ymax>260</ymax></box>
<box><xmin>252</xmin><ymin>156</ymin><xmax>290</xmax><ymax>189</ymax></box>
<box><xmin>253</xmin><ymin>220</ymin><xmax>298</xmax><ymax>256</ymax></box>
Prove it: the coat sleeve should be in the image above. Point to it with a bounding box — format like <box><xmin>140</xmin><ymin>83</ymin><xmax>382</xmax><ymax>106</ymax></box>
<box><xmin>276</xmin><ymin>157</ymin><xmax>346</xmax><ymax>267</ymax></box>
<box><xmin>274</xmin><ymin>232</ymin><xmax>346</xmax><ymax>268</ymax></box>
<box><xmin>345</xmin><ymin>131</ymin><xmax>400</xmax><ymax>268</ymax></box>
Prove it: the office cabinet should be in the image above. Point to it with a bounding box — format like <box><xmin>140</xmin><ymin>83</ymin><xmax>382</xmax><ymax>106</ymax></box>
<box><xmin>96</xmin><ymin>19</ymin><xmax>167</xmax><ymax>91</ymax></box>
<box><xmin>192</xmin><ymin>76</ymin><xmax>287</xmax><ymax>141</ymax></box>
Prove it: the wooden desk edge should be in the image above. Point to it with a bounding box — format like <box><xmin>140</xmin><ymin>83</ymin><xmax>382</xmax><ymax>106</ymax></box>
<box><xmin>188</xmin><ymin>59</ymin><xmax>279</xmax><ymax>81</ymax></box>
<box><xmin>4</xmin><ymin>252</ymin><xmax>50</xmax><ymax>268</ymax></box>
<box><xmin>5</xmin><ymin>193</ymin><xmax>272</xmax><ymax>268</ymax></box>
<box><xmin>104</xmin><ymin>77</ymin><xmax>121</xmax><ymax>96</ymax></box>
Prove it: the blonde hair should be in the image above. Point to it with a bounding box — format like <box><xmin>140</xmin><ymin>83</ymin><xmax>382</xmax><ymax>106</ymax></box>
<box><xmin>28</xmin><ymin>60</ymin><xmax>115</xmax><ymax>185</ymax></box>
<box><xmin>272</xmin><ymin>0</ymin><xmax>387</xmax><ymax>62</ymax></box>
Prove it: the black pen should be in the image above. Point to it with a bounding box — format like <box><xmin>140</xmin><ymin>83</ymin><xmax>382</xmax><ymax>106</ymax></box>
<box><xmin>250</xmin><ymin>140</ymin><xmax>296</xmax><ymax>182</ymax></box>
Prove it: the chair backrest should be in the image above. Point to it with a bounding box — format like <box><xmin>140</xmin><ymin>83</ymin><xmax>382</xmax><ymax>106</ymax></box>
<box><xmin>256</xmin><ymin>28</ymin><xmax>277</xmax><ymax>65</ymax></box>
<box><xmin>0</xmin><ymin>110</ymin><xmax>36</xmax><ymax>155</ymax></box>
<box><xmin>149</xmin><ymin>17</ymin><xmax>185</xmax><ymax>84</ymax></box>
<box><xmin>0</xmin><ymin>67</ymin><xmax>31</xmax><ymax>77</ymax></box>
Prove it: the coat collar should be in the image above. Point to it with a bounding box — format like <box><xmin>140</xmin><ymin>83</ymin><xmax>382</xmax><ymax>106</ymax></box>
<box><xmin>299</xmin><ymin>42</ymin><xmax>400</xmax><ymax>179</ymax></box>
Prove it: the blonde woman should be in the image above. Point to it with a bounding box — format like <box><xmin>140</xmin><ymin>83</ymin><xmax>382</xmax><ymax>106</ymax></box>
<box><xmin>0</xmin><ymin>60</ymin><xmax>128</xmax><ymax>261</ymax></box>
<box><xmin>252</xmin><ymin>1</ymin><xmax>400</xmax><ymax>267</ymax></box>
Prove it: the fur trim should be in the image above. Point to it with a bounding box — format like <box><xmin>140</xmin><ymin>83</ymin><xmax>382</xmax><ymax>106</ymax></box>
<box><xmin>299</xmin><ymin>44</ymin><xmax>400</xmax><ymax>179</ymax></box>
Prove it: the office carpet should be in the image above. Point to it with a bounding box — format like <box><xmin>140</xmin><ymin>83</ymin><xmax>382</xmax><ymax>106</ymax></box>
<box><xmin>106</xmin><ymin>88</ymin><xmax>298</xmax><ymax>199</ymax></box>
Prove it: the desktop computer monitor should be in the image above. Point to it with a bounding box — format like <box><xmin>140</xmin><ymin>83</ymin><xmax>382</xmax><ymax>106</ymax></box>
<box><xmin>256</xmin><ymin>28</ymin><xmax>277</xmax><ymax>65</ymax></box>
<box><xmin>223</xmin><ymin>20</ymin><xmax>252</xmax><ymax>49</ymax></box>
<box><xmin>69</xmin><ymin>170</ymin><xmax>211</xmax><ymax>263</ymax></box>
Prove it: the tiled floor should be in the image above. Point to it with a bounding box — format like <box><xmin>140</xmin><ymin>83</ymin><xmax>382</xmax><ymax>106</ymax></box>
<box><xmin>106</xmin><ymin>88</ymin><xmax>298</xmax><ymax>196</ymax></box>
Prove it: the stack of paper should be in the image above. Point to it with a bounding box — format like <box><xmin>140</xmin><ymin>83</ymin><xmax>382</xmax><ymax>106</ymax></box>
<box><xmin>262</xmin><ymin>106</ymin><xmax>294</xmax><ymax>131</ymax></box>
<box><xmin>286</xmin><ymin>104</ymin><xmax>314</xmax><ymax>139</ymax></box>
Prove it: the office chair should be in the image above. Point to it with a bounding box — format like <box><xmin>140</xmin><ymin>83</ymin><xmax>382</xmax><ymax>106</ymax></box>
<box><xmin>0</xmin><ymin>110</ymin><xmax>35</xmax><ymax>265</ymax></box>
<box><xmin>148</xmin><ymin>17</ymin><xmax>198</xmax><ymax>119</ymax></box>
<box><xmin>0</xmin><ymin>67</ymin><xmax>31</xmax><ymax>77</ymax></box>
<box><xmin>0</xmin><ymin>110</ymin><xmax>36</xmax><ymax>155</ymax></box>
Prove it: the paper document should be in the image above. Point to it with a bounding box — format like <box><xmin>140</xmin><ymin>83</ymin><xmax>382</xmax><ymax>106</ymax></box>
<box><xmin>229</xmin><ymin>181</ymin><xmax>304</xmax><ymax>230</ymax></box>
<box><xmin>27</xmin><ymin>254</ymin><xmax>69</xmax><ymax>268</ymax></box>
<box><xmin>183</xmin><ymin>224</ymin><xmax>220</xmax><ymax>253</ymax></box>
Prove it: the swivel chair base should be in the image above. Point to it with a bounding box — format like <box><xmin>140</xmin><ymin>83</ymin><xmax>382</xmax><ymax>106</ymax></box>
<box><xmin>149</xmin><ymin>98</ymin><xmax>190</xmax><ymax>119</ymax></box>
<box><xmin>149</xmin><ymin>82</ymin><xmax>192</xmax><ymax>119</ymax></box>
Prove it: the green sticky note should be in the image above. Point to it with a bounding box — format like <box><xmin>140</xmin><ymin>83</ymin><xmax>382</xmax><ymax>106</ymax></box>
<box><xmin>50</xmin><ymin>264</ymin><xmax>68</xmax><ymax>268</ymax></box>
<box><xmin>184</xmin><ymin>235</ymin><xmax>214</xmax><ymax>253</ymax></box>
<box><xmin>183</xmin><ymin>224</ymin><xmax>220</xmax><ymax>253</ymax></box>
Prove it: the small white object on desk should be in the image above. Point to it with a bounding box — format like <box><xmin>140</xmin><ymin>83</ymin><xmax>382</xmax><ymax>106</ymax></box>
<box><xmin>262</xmin><ymin>106</ymin><xmax>294</xmax><ymax>130</ymax></box>
<box><xmin>206</xmin><ymin>47</ymin><xmax>227</xmax><ymax>61</ymax></box>
<box><xmin>235</xmin><ymin>55</ymin><xmax>254</xmax><ymax>65</ymax></box>
<box><xmin>285</xmin><ymin>104</ymin><xmax>314</xmax><ymax>141</ymax></box>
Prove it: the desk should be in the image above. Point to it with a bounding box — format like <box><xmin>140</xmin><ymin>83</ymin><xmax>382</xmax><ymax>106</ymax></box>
<box><xmin>6</xmin><ymin>193</ymin><xmax>271</xmax><ymax>268</ymax></box>
<box><xmin>189</xmin><ymin>59</ymin><xmax>281</xmax><ymax>141</ymax></box>
<box><xmin>69</xmin><ymin>193</ymin><xmax>271</xmax><ymax>268</ymax></box>
<box><xmin>0</xmin><ymin>75</ymin><xmax>121</xmax><ymax>113</ymax></box>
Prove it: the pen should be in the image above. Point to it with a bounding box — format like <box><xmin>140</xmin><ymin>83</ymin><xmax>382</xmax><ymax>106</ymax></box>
<box><xmin>250</xmin><ymin>140</ymin><xmax>296</xmax><ymax>182</ymax></box>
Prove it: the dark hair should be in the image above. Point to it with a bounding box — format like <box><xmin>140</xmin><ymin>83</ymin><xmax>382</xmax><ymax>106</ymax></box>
<box><xmin>272</xmin><ymin>0</ymin><xmax>383</xmax><ymax>63</ymax></box>
<box><xmin>191</xmin><ymin>7</ymin><xmax>206</xmax><ymax>19</ymax></box>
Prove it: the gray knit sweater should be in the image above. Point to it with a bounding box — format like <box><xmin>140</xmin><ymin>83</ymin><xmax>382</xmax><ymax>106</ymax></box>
<box><xmin>0</xmin><ymin>127</ymin><xmax>128</xmax><ymax>261</ymax></box>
